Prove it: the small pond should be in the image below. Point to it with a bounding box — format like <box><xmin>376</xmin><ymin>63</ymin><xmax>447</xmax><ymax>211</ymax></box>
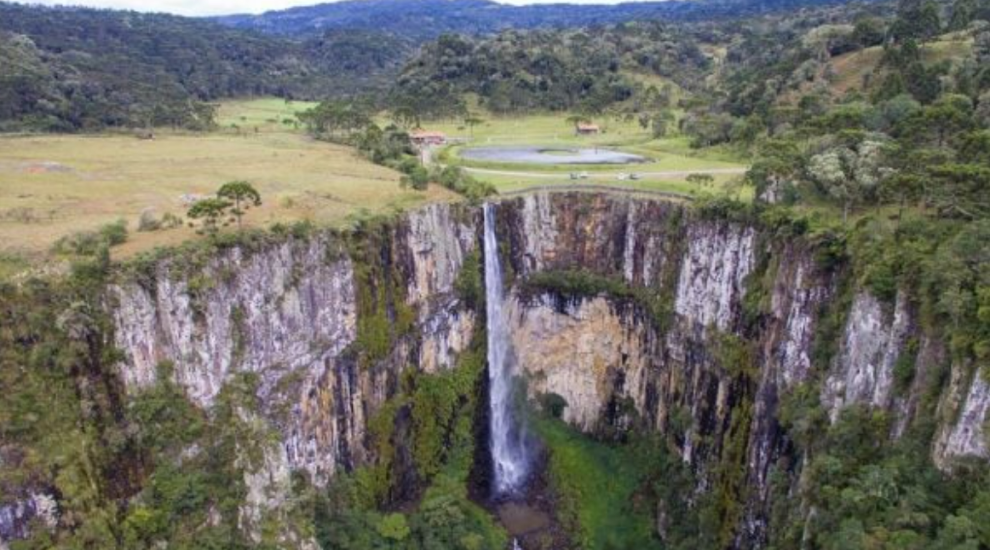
<box><xmin>460</xmin><ymin>146</ymin><xmax>647</xmax><ymax>165</ymax></box>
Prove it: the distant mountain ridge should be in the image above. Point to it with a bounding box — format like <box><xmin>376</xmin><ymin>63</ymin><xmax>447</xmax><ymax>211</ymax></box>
<box><xmin>213</xmin><ymin>0</ymin><xmax>861</xmax><ymax>40</ymax></box>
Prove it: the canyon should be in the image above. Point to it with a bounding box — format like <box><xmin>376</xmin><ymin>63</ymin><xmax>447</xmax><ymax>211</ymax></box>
<box><xmin>2</xmin><ymin>191</ymin><xmax>988</xmax><ymax>549</ymax></box>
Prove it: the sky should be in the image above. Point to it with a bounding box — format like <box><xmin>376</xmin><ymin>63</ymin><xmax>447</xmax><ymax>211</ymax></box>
<box><xmin>23</xmin><ymin>0</ymin><xmax>650</xmax><ymax>17</ymax></box>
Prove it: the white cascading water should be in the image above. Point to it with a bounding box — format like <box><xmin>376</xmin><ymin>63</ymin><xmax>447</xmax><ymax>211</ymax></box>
<box><xmin>484</xmin><ymin>202</ymin><xmax>530</xmax><ymax>495</ymax></box>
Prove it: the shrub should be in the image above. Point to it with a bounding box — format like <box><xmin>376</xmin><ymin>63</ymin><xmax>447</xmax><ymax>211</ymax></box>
<box><xmin>99</xmin><ymin>219</ymin><xmax>128</xmax><ymax>246</ymax></box>
<box><xmin>138</xmin><ymin>210</ymin><xmax>184</xmax><ymax>232</ymax></box>
<box><xmin>52</xmin><ymin>219</ymin><xmax>128</xmax><ymax>256</ymax></box>
<box><xmin>400</xmin><ymin>166</ymin><xmax>430</xmax><ymax>190</ymax></box>
<box><xmin>137</xmin><ymin>209</ymin><xmax>161</xmax><ymax>232</ymax></box>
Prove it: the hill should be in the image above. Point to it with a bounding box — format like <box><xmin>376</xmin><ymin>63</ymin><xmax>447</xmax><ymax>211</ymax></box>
<box><xmin>0</xmin><ymin>3</ymin><xmax>408</xmax><ymax>131</ymax></box>
<box><xmin>214</xmin><ymin>0</ymin><xmax>869</xmax><ymax>40</ymax></box>
<box><xmin>389</xmin><ymin>23</ymin><xmax>711</xmax><ymax>116</ymax></box>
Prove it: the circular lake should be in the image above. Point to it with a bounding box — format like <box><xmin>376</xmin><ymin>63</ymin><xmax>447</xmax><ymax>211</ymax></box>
<box><xmin>459</xmin><ymin>146</ymin><xmax>647</xmax><ymax>165</ymax></box>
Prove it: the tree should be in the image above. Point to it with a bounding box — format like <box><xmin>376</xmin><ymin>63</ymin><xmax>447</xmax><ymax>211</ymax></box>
<box><xmin>216</xmin><ymin>181</ymin><xmax>261</xmax><ymax>228</ymax></box>
<box><xmin>400</xmin><ymin>165</ymin><xmax>430</xmax><ymax>191</ymax></box>
<box><xmin>852</xmin><ymin>17</ymin><xmax>886</xmax><ymax>48</ymax></box>
<box><xmin>891</xmin><ymin>0</ymin><xmax>943</xmax><ymax>42</ymax></box>
<box><xmin>747</xmin><ymin>138</ymin><xmax>802</xmax><ymax>204</ymax></box>
<box><xmin>651</xmin><ymin>111</ymin><xmax>676</xmax><ymax>138</ymax></box>
<box><xmin>958</xmin><ymin>131</ymin><xmax>990</xmax><ymax>165</ymax></box>
<box><xmin>922</xmin><ymin>94</ymin><xmax>975</xmax><ymax>148</ymax></box>
<box><xmin>806</xmin><ymin>140</ymin><xmax>888</xmax><ymax>222</ymax></box>
<box><xmin>392</xmin><ymin>104</ymin><xmax>421</xmax><ymax>129</ymax></box>
<box><xmin>925</xmin><ymin>163</ymin><xmax>990</xmax><ymax>219</ymax></box>
<box><xmin>566</xmin><ymin>113</ymin><xmax>590</xmax><ymax>131</ymax></box>
<box><xmin>463</xmin><ymin>114</ymin><xmax>484</xmax><ymax>137</ymax></box>
<box><xmin>187</xmin><ymin>198</ymin><xmax>232</xmax><ymax>236</ymax></box>
<box><xmin>377</xmin><ymin>513</ymin><xmax>410</xmax><ymax>542</ymax></box>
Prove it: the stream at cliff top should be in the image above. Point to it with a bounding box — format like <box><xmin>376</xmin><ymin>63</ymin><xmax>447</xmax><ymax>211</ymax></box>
<box><xmin>484</xmin><ymin>202</ymin><xmax>532</xmax><ymax>495</ymax></box>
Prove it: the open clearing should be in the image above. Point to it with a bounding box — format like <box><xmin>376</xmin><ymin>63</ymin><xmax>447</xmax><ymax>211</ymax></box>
<box><xmin>422</xmin><ymin>110</ymin><xmax>747</xmax><ymax>196</ymax></box>
<box><xmin>797</xmin><ymin>33</ymin><xmax>973</xmax><ymax>98</ymax></box>
<box><xmin>216</xmin><ymin>98</ymin><xmax>318</xmax><ymax>132</ymax></box>
<box><xmin>1</xmin><ymin>99</ymin><xmax>751</xmax><ymax>278</ymax></box>
<box><xmin>0</xmin><ymin>127</ymin><xmax>453</xmax><ymax>276</ymax></box>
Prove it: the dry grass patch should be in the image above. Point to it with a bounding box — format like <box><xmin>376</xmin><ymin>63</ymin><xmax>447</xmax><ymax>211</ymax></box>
<box><xmin>0</xmin><ymin>131</ymin><xmax>455</xmax><ymax>275</ymax></box>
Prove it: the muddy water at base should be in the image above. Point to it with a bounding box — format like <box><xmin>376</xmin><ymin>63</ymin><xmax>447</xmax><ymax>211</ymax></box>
<box><xmin>497</xmin><ymin>502</ymin><xmax>551</xmax><ymax>537</ymax></box>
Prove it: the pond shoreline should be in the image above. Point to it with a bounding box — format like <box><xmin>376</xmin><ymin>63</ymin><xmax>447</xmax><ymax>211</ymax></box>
<box><xmin>460</xmin><ymin>145</ymin><xmax>648</xmax><ymax>165</ymax></box>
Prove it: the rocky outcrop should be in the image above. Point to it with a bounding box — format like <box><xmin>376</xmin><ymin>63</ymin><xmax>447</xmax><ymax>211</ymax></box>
<box><xmin>0</xmin><ymin>493</ymin><xmax>57</xmax><ymax>550</ymax></box>
<box><xmin>490</xmin><ymin>191</ymin><xmax>988</xmax><ymax>547</ymax></box>
<box><xmin>9</xmin><ymin>191</ymin><xmax>979</xmax><ymax>549</ymax></box>
<box><xmin>508</xmin><ymin>294</ymin><xmax>654</xmax><ymax>432</ymax></box>
<box><xmin>403</xmin><ymin>203</ymin><xmax>476</xmax><ymax>306</ymax></box>
<box><xmin>501</xmin><ymin>192</ymin><xmax>685</xmax><ymax>287</ymax></box>
<box><xmin>934</xmin><ymin>367</ymin><xmax>990</xmax><ymax>468</ymax></box>
<box><xmin>111</xmin><ymin>235</ymin><xmax>360</xmax><ymax>483</ymax></box>
<box><xmin>674</xmin><ymin>222</ymin><xmax>755</xmax><ymax>333</ymax></box>
<box><xmin>111</xmin><ymin>236</ymin><xmax>357</xmax><ymax>409</ymax></box>
<box><xmin>737</xmin><ymin>242</ymin><xmax>834</xmax><ymax>545</ymax></box>
<box><xmin>822</xmin><ymin>292</ymin><xmax>913</xmax><ymax>421</ymax></box>
<box><xmin>496</xmin><ymin>193</ymin><xmax>787</xmax><ymax>547</ymax></box>
<box><xmin>105</xmin><ymin>203</ymin><xmax>477</xmax><ymax>545</ymax></box>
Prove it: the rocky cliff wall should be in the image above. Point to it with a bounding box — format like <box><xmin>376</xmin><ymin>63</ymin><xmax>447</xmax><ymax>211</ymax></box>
<box><xmin>105</xmin><ymin>203</ymin><xmax>477</xmax><ymax>544</ymax></box>
<box><xmin>105</xmin><ymin>191</ymin><xmax>988</xmax><ymax>547</ymax></box>
<box><xmin>6</xmin><ymin>191</ymin><xmax>987</xmax><ymax>549</ymax></box>
<box><xmin>490</xmin><ymin>191</ymin><xmax>989</xmax><ymax>547</ymax></box>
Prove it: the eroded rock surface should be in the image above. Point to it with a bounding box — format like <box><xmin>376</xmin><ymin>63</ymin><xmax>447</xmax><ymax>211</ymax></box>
<box><xmin>11</xmin><ymin>192</ymin><xmax>978</xmax><ymax>549</ymax></box>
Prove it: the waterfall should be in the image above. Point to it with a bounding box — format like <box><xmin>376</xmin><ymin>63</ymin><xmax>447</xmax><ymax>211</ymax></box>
<box><xmin>484</xmin><ymin>202</ymin><xmax>530</xmax><ymax>495</ymax></box>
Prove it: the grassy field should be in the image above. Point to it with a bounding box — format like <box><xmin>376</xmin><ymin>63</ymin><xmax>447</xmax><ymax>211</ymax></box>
<box><xmin>481</xmin><ymin>172</ymin><xmax>749</xmax><ymax>200</ymax></box>
<box><xmin>216</xmin><ymin>98</ymin><xmax>318</xmax><ymax>133</ymax></box>
<box><xmin>420</xmin><ymin>109</ymin><xmax>748</xmax><ymax>197</ymax></box>
<box><xmin>801</xmin><ymin>33</ymin><xmax>974</xmax><ymax>97</ymax></box>
<box><xmin>0</xmin><ymin>101</ymin><xmax>455</xmax><ymax>278</ymax></box>
<box><xmin>0</xmin><ymin>98</ymin><xmax>751</xmax><ymax>279</ymax></box>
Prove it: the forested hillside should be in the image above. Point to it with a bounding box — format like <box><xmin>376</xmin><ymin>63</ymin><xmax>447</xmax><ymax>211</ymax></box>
<box><xmin>214</xmin><ymin>0</ymin><xmax>867</xmax><ymax>39</ymax></box>
<box><xmin>390</xmin><ymin>24</ymin><xmax>710</xmax><ymax>116</ymax></box>
<box><xmin>0</xmin><ymin>3</ymin><xmax>407</xmax><ymax>131</ymax></box>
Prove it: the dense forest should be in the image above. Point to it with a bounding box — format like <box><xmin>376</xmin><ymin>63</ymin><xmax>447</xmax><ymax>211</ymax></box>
<box><xmin>0</xmin><ymin>0</ymin><xmax>889</xmax><ymax>133</ymax></box>
<box><xmin>0</xmin><ymin>3</ymin><xmax>407</xmax><ymax>131</ymax></box>
<box><xmin>214</xmin><ymin>0</ymin><xmax>870</xmax><ymax>39</ymax></box>
<box><xmin>390</xmin><ymin>24</ymin><xmax>710</xmax><ymax>116</ymax></box>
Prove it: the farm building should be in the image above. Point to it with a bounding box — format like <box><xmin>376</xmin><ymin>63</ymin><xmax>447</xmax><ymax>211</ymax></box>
<box><xmin>410</xmin><ymin>130</ymin><xmax>447</xmax><ymax>146</ymax></box>
<box><xmin>575</xmin><ymin>122</ymin><xmax>600</xmax><ymax>135</ymax></box>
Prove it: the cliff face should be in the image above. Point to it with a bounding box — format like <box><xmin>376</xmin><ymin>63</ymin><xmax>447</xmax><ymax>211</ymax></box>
<box><xmin>106</xmin><ymin>203</ymin><xmax>477</xmax><ymax>544</ymax></box>
<box><xmin>5</xmin><ymin>192</ymin><xmax>988</xmax><ymax>549</ymax></box>
<box><xmin>491</xmin><ymin>192</ymin><xmax>989</xmax><ymax>547</ymax></box>
<box><xmin>496</xmin><ymin>193</ymin><xmax>835</xmax><ymax>545</ymax></box>
<box><xmin>106</xmin><ymin>192</ymin><xmax>990</xmax><ymax>547</ymax></box>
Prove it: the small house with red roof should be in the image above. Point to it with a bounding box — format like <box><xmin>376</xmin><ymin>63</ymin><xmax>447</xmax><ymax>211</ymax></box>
<box><xmin>410</xmin><ymin>129</ymin><xmax>447</xmax><ymax>146</ymax></box>
<box><xmin>575</xmin><ymin>122</ymin><xmax>600</xmax><ymax>135</ymax></box>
